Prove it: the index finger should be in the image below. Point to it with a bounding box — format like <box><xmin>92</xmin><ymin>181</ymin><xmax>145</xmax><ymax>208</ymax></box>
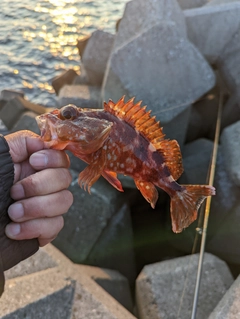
<box><xmin>29</xmin><ymin>149</ymin><xmax>70</xmax><ymax>170</ymax></box>
<box><xmin>5</xmin><ymin>130</ymin><xmax>43</xmax><ymax>163</ymax></box>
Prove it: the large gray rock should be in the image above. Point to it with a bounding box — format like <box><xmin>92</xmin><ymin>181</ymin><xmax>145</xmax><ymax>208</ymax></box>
<box><xmin>71</xmin><ymin>280</ymin><xmax>135</xmax><ymax>319</ymax></box>
<box><xmin>204</xmin><ymin>147</ymin><xmax>240</xmax><ymax>265</ymax></box>
<box><xmin>85</xmin><ymin>203</ymin><xmax>136</xmax><ymax>282</ymax></box>
<box><xmin>201</xmin><ymin>148</ymin><xmax>231</xmax><ymax>236</ymax></box>
<box><xmin>0</xmin><ymin>96</ymin><xmax>52</xmax><ymax>129</ymax></box>
<box><xmin>162</xmin><ymin>105</ymin><xmax>191</xmax><ymax>147</ymax></box>
<box><xmin>221</xmin><ymin>121</ymin><xmax>240</xmax><ymax>186</ymax></box>
<box><xmin>181</xmin><ymin>138</ymin><xmax>213</xmax><ymax>184</ymax></box>
<box><xmin>0</xmin><ymin>97</ymin><xmax>26</xmax><ymax>129</ymax></box>
<box><xmin>136</xmin><ymin>253</ymin><xmax>233</xmax><ymax>319</ymax></box>
<box><xmin>52</xmin><ymin>69</ymin><xmax>78</xmax><ymax>95</ymax></box>
<box><xmin>0</xmin><ymin>89</ymin><xmax>24</xmax><ymax>101</ymax></box>
<box><xmin>0</xmin><ymin>99</ymin><xmax>6</xmax><ymax>111</ymax></box>
<box><xmin>73</xmin><ymin>65</ymin><xmax>90</xmax><ymax>85</ymax></box>
<box><xmin>103</xmin><ymin>1</ymin><xmax>215</xmax><ymax>147</ymax></box>
<box><xmin>5</xmin><ymin>248</ymin><xmax>57</xmax><ymax>280</ymax></box>
<box><xmin>102</xmin><ymin>22</ymin><xmax>215</xmax><ymax>147</ymax></box>
<box><xmin>207</xmin><ymin>202</ymin><xmax>240</xmax><ymax>265</ymax></box>
<box><xmin>221</xmin><ymin>94</ymin><xmax>240</xmax><ymax>129</ymax></box>
<box><xmin>206</xmin><ymin>0</ymin><xmax>240</xmax><ymax>5</ymax></box>
<box><xmin>53</xmin><ymin>171</ymin><xmax>118</xmax><ymax>262</ymax></box>
<box><xmin>58</xmin><ymin>84</ymin><xmax>101</xmax><ymax>108</ymax></box>
<box><xmin>102</xmin><ymin>22</ymin><xmax>215</xmax><ymax>124</ymax></box>
<box><xmin>201</xmin><ymin>122</ymin><xmax>240</xmax><ymax>264</ymax></box>
<box><xmin>78</xmin><ymin>264</ymin><xmax>133</xmax><ymax>312</ymax></box>
<box><xmin>0</xmin><ymin>119</ymin><xmax>8</xmax><ymax>135</ymax></box>
<box><xmin>2</xmin><ymin>245</ymin><xmax>136</xmax><ymax>319</ymax></box>
<box><xmin>209</xmin><ymin>275</ymin><xmax>240</xmax><ymax>319</ymax></box>
<box><xmin>1</xmin><ymin>269</ymin><xmax>74</xmax><ymax>319</ymax></box>
<box><xmin>177</xmin><ymin>0</ymin><xmax>208</xmax><ymax>9</ymax></box>
<box><xmin>114</xmin><ymin>0</ymin><xmax>186</xmax><ymax>50</ymax></box>
<box><xmin>186</xmin><ymin>89</ymin><xmax>219</xmax><ymax>142</ymax></box>
<box><xmin>184</xmin><ymin>3</ymin><xmax>240</xmax><ymax>64</ymax></box>
<box><xmin>53</xmin><ymin>170</ymin><xmax>136</xmax><ymax>281</ymax></box>
<box><xmin>81</xmin><ymin>30</ymin><xmax>115</xmax><ymax>85</ymax></box>
<box><xmin>10</xmin><ymin>111</ymin><xmax>40</xmax><ymax>134</ymax></box>
<box><xmin>77</xmin><ymin>34</ymin><xmax>91</xmax><ymax>58</ymax></box>
<box><xmin>217</xmin><ymin>26</ymin><xmax>240</xmax><ymax>93</ymax></box>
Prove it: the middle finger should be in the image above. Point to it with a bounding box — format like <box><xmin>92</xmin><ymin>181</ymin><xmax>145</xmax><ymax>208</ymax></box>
<box><xmin>29</xmin><ymin>149</ymin><xmax>70</xmax><ymax>170</ymax></box>
<box><xmin>8</xmin><ymin>190</ymin><xmax>73</xmax><ymax>222</ymax></box>
<box><xmin>11</xmin><ymin>168</ymin><xmax>72</xmax><ymax>200</ymax></box>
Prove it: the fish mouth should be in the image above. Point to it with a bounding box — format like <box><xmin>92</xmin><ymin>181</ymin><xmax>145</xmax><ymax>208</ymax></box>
<box><xmin>36</xmin><ymin>114</ymin><xmax>60</xmax><ymax>144</ymax></box>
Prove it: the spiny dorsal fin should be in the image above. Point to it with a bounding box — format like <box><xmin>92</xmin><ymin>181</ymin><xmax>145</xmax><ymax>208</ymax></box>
<box><xmin>104</xmin><ymin>96</ymin><xmax>183</xmax><ymax>180</ymax></box>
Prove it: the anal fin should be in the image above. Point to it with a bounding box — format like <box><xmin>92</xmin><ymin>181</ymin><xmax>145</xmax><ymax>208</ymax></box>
<box><xmin>135</xmin><ymin>180</ymin><xmax>158</xmax><ymax>208</ymax></box>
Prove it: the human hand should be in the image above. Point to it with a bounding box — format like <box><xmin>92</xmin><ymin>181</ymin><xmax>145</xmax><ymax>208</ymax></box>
<box><xmin>4</xmin><ymin>130</ymin><xmax>73</xmax><ymax>246</ymax></box>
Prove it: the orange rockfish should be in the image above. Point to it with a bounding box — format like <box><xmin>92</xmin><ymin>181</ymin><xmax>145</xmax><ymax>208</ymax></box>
<box><xmin>36</xmin><ymin>96</ymin><xmax>215</xmax><ymax>233</ymax></box>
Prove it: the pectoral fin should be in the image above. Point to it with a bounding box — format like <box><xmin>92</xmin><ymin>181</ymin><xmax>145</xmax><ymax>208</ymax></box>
<box><xmin>134</xmin><ymin>180</ymin><xmax>158</xmax><ymax>208</ymax></box>
<box><xmin>78</xmin><ymin>148</ymin><xmax>106</xmax><ymax>192</ymax></box>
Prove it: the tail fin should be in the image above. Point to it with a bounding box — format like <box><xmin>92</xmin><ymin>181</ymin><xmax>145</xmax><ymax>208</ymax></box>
<box><xmin>170</xmin><ymin>185</ymin><xmax>215</xmax><ymax>233</ymax></box>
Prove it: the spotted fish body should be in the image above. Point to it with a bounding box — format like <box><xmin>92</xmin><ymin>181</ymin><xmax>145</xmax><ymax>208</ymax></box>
<box><xmin>36</xmin><ymin>96</ymin><xmax>215</xmax><ymax>233</ymax></box>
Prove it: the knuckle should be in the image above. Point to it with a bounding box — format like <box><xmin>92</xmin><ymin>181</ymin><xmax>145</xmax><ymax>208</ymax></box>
<box><xmin>47</xmin><ymin>150</ymin><xmax>69</xmax><ymax>168</ymax></box>
<box><xmin>61</xmin><ymin>151</ymin><xmax>70</xmax><ymax>166</ymax></box>
<box><xmin>19</xmin><ymin>220</ymin><xmax>35</xmax><ymax>238</ymax></box>
<box><xmin>62</xmin><ymin>190</ymin><xmax>74</xmax><ymax>209</ymax></box>
<box><xmin>22</xmin><ymin>175</ymin><xmax>39</xmax><ymax>197</ymax></box>
<box><xmin>65</xmin><ymin>153</ymin><xmax>70</xmax><ymax>168</ymax></box>
<box><xmin>67</xmin><ymin>191</ymin><xmax>74</xmax><ymax>206</ymax></box>
<box><xmin>61</xmin><ymin>169</ymin><xmax>72</xmax><ymax>186</ymax></box>
<box><xmin>55</xmin><ymin>216</ymin><xmax>64</xmax><ymax>233</ymax></box>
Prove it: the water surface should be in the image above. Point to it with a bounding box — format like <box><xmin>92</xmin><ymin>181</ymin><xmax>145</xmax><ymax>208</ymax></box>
<box><xmin>0</xmin><ymin>0</ymin><xmax>128</xmax><ymax>105</ymax></box>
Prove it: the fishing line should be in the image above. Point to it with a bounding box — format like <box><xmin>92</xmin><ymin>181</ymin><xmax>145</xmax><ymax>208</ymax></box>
<box><xmin>191</xmin><ymin>91</ymin><xmax>223</xmax><ymax>319</ymax></box>
<box><xmin>176</xmin><ymin>205</ymin><xmax>206</xmax><ymax>319</ymax></box>
<box><xmin>177</xmin><ymin>92</ymin><xmax>223</xmax><ymax>318</ymax></box>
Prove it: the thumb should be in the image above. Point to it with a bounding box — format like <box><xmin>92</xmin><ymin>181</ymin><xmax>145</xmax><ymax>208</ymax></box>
<box><xmin>5</xmin><ymin>130</ymin><xmax>44</xmax><ymax>163</ymax></box>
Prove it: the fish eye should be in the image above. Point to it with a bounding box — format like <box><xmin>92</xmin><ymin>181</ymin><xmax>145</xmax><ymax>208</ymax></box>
<box><xmin>60</xmin><ymin>105</ymin><xmax>78</xmax><ymax>120</ymax></box>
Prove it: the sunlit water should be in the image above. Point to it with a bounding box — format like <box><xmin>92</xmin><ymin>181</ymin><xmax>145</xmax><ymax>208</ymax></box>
<box><xmin>0</xmin><ymin>0</ymin><xmax>128</xmax><ymax>106</ymax></box>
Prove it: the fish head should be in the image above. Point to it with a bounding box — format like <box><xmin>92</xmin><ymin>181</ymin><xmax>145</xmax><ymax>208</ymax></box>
<box><xmin>36</xmin><ymin>104</ymin><xmax>113</xmax><ymax>154</ymax></box>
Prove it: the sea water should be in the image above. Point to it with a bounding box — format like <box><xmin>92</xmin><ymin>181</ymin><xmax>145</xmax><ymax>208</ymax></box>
<box><xmin>0</xmin><ymin>0</ymin><xmax>128</xmax><ymax>106</ymax></box>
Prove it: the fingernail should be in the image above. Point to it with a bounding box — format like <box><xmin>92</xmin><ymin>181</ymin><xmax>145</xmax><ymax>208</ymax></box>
<box><xmin>8</xmin><ymin>203</ymin><xmax>24</xmax><ymax>220</ymax></box>
<box><xmin>30</xmin><ymin>153</ymin><xmax>48</xmax><ymax>168</ymax></box>
<box><xmin>5</xmin><ymin>224</ymin><xmax>21</xmax><ymax>237</ymax></box>
<box><xmin>11</xmin><ymin>184</ymin><xmax>25</xmax><ymax>199</ymax></box>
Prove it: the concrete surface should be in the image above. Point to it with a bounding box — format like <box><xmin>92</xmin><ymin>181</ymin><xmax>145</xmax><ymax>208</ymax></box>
<box><xmin>184</xmin><ymin>2</ymin><xmax>240</xmax><ymax>63</ymax></box>
<box><xmin>1</xmin><ymin>244</ymin><xmax>136</xmax><ymax>319</ymax></box>
<box><xmin>113</xmin><ymin>0</ymin><xmax>186</xmax><ymax>50</ymax></box>
<box><xmin>82</xmin><ymin>30</ymin><xmax>114</xmax><ymax>85</ymax></box>
<box><xmin>209</xmin><ymin>275</ymin><xmax>240</xmax><ymax>319</ymax></box>
<box><xmin>136</xmin><ymin>253</ymin><xmax>233</xmax><ymax>319</ymax></box>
